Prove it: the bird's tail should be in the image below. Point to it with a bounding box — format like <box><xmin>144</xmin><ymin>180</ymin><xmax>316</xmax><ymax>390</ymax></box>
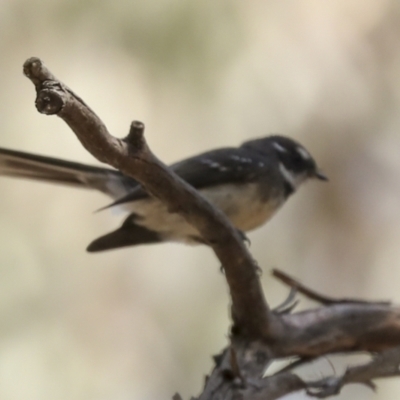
<box><xmin>0</xmin><ymin>147</ymin><xmax>137</xmax><ymax>199</ymax></box>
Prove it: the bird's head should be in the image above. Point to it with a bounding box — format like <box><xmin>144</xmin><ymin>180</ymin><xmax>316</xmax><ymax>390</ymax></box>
<box><xmin>269</xmin><ymin>136</ymin><xmax>327</xmax><ymax>191</ymax></box>
<box><xmin>243</xmin><ymin>135</ymin><xmax>327</xmax><ymax>192</ymax></box>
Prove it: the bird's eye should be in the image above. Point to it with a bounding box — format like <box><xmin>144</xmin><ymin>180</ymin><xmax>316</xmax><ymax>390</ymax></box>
<box><xmin>291</xmin><ymin>152</ymin><xmax>304</xmax><ymax>167</ymax></box>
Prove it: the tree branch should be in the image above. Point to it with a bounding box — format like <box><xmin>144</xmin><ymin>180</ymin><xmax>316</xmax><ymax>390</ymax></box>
<box><xmin>23</xmin><ymin>57</ymin><xmax>274</xmax><ymax>338</ymax></box>
<box><xmin>197</xmin><ymin>338</ymin><xmax>400</xmax><ymax>400</ymax></box>
<box><xmin>274</xmin><ymin>303</ymin><xmax>400</xmax><ymax>357</ymax></box>
<box><xmin>272</xmin><ymin>269</ymin><xmax>390</xmax><ymax>306</ymax></box>
<box><xmin>305</xmin><ymin>347</ymin><xmax>400</xmax><ymax>398</ymax></box>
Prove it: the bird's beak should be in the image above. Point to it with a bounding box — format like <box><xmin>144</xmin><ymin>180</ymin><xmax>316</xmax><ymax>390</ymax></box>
<box><xmin>314</xmin><ymin>169</ymin><xmax>328</xmax><ymax>181</ymax></box>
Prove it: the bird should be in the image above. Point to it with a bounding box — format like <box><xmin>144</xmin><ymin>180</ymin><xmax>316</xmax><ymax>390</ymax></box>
<box><xmin>0</xmin><ymin>135</ymin><xmax>327</xmax><ymax>252</ymax></box>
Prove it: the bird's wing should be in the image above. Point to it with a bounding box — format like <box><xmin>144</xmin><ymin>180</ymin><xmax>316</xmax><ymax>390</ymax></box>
<box><xmin>101</xmin><ymin>147</ymin><xmax>269</xmax><ymax>209</ymax></box>
<box><xmin>87</xmin><ymin>147</ymin><xmax>276</xmax><ymax>252</ymax></box>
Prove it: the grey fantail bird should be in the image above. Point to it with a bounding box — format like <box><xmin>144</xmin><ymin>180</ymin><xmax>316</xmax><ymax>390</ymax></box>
<box><xmin>0</xmin><ymin>135</ymin><xmax>327</xmax><ymax>252</ymax></box>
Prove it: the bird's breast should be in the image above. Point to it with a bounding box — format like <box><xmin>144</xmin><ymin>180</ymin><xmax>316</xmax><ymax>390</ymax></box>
<box><xmin>202</xmin><ymin>183</ymin><xmax>285</xmax><ymax>231</ymax></box>
<box><xmin>122</xmin><ymin>183</ymin><xmax>285</xmax><ymax>242</ymax></box>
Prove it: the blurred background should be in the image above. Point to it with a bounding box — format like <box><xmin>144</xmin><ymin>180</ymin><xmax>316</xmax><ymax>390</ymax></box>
<box><xmin>1</xmin><ymin>0</ymin><xmax>400</xmax><ymax>399</ymax></box>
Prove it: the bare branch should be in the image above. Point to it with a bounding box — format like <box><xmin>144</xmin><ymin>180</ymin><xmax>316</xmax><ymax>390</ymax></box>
<box><xmin>23</xmin><ymin>57</ymin><xmax>273</xmax><ymax>338</ymax></box>
<box><xmin>272</xmin><ymin>269</ymin><xmax>390</xmax><ymax>306</ymax></box>
<box><xmin>241</xmin><ymin>373</ymin><xmax>306</xmax><ymax>400</ymax></box>
<box><xmin>200</xmin><ymin>347</ymin><xmax>400</xmax><ymax>400</ymax></box>
<box><xmin>272</xmin><ymin>303</ymin><xmax>400</xmax><ymax>357</ymax></box>
<box><xmin>305</xmin><ymin>347</ymin><xmax>400</xmax><ymax>398</ymax></box>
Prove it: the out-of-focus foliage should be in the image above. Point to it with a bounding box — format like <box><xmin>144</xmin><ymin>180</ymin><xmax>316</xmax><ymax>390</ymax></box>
<box><xmin>1</xmin><ymin>1</ymin><xmax>400</xmax><ymax>399</ymax></box>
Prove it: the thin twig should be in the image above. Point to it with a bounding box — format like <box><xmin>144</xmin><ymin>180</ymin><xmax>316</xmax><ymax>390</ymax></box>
<box><xmin>272</xmin><ymin>269</ymin><xmax>390</xmax><ymax>306</ymax></box>
<box><xmin>272</xmin><ymin>288</ymin><xmax>299</xmax><ymax>314</ymax></box>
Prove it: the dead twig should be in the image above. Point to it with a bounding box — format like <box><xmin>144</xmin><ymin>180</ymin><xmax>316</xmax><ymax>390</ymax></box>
<box><xmin>272</xmin><ymin>269</ymin><xmax>390</xmax><ymax>306</ymax></box>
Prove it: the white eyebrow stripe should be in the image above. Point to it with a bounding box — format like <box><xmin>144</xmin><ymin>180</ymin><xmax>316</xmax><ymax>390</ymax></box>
<box><xmin>279</xmin><ymin>162</ymin><xmax>296</xmax><ymax>190</ymax></box>
<box><xmin>297</xmin><ymin>146</ymin><xmax>311</xmax><ymax>160</ymax></box>
<box><xmin>273</xmin><ymin>142</ymin><xmax>288</xmax><ymax>153</ymax></box>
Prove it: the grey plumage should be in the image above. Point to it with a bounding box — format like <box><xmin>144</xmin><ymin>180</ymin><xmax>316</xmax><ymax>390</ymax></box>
<box><xmin>0</xmin><ymin>136</ymin><xmax>326</xmax><ymax>252</ymax></box>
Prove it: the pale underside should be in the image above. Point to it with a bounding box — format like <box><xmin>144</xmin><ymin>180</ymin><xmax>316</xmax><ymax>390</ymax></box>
<box><xmin>120</xmin><ymin>183</ymin><xmax>286</xmax><ymax>242</ymax></box>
